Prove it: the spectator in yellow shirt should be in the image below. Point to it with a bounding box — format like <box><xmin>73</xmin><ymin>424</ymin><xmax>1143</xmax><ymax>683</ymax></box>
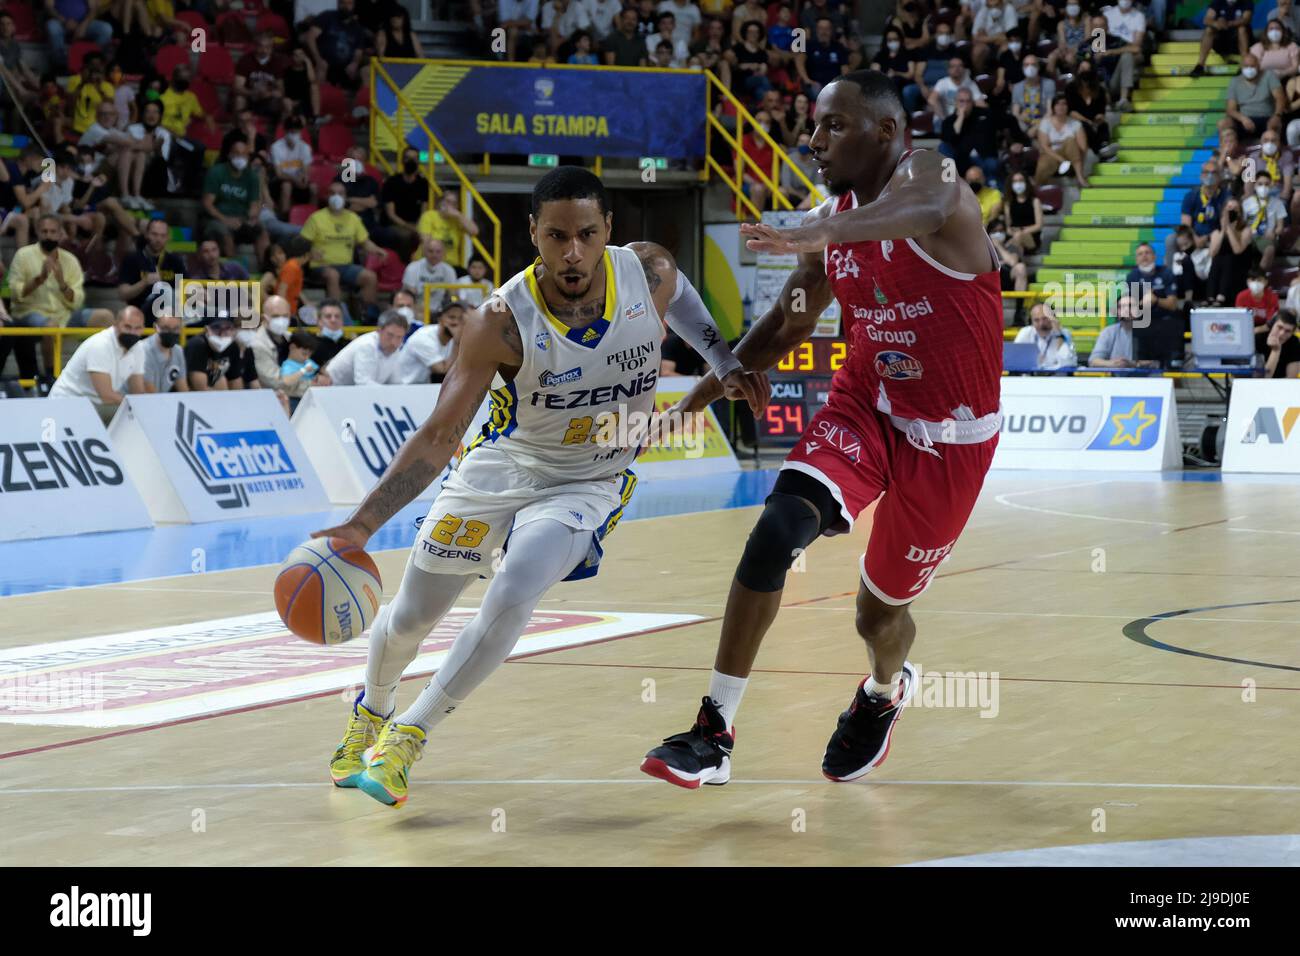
<box><xmin>3</xmin><ymin>214</ymin><xmax>113</xmax><ymax>380</ymax></box>
<box><xmin>160</xmin><ymin>64</ymin><xmax>215</xmax><ymax>139</ymax></box>
<box><xmin>965</xmin><ymin>165</ymin><xmax>1002</xmax><ymax>225</ymax></box>
<box><xmin>415</xmin><ymin>187</ymin><xmax>480</xmax><ymax>266</ymax></box>
<box><xmin>65</xmin><ymin>53</ymin><xmax>115</xmax><ymax>135</ymax></box>
<box><xmin>301</xmin><ymin>182</ymin><xmax>388</xmax><ymax>311</ymax></box>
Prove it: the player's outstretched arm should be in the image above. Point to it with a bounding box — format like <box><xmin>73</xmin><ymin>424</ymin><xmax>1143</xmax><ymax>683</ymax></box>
<box><xmin>312</xmin><ymin>301</ymin><xmax>521</xmax><ymax>548</ymax></box>
<box><xmin>628</xmin><ymin>240</ymin><xmax>768</xmax><ymax>415</ymax></box>
<box><xmin>740</xmin><ymin>150</ymin><xmax>962</xmax><ymax>254</ymax></box>
<box><xmin>678</xmin><ymin>205</ymin><xmax>834</xmax><ymax>413</ymax></box>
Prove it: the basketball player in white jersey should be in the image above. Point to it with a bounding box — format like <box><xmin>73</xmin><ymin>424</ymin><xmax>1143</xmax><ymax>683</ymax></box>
<box><xmin>313</xmin><ymin>167</ymin><xmax>766</xmax><ymax>807</ymax></box>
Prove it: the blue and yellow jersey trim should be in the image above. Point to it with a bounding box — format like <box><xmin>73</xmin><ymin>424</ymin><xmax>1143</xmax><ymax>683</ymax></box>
<box><xmin>465</xmin><ymin>381</ymin><xmax>518</xmax><ymax>455</ymax></box>
<box><xmin>525</xmin><ymin>251</ymin><xmax>618</xmax><ymax>349</ymax></box>
<box><xmin>563</xmin><ymin>468</ymin><xmax>638</xmax><ymax>583</ymax></box>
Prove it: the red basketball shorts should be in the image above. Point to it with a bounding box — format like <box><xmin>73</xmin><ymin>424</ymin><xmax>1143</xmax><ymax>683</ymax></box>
<box><xmin>781</xmin><ymin>384</ymin><xmax>997</xmax><ymax>605</ymax></box>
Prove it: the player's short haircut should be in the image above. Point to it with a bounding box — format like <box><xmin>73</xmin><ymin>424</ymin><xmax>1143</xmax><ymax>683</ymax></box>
<box><xmin>828</xmin><ymin>69</ymin><xmax>905</xmax><ymax>118</ymax></box>
<box><xmin>531</xmin><ymin>165</ymin><xmax>609</xmax><ymax>218</ymax></box>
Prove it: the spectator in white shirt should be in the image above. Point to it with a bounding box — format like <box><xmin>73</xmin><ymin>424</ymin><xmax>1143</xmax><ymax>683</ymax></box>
<box><xmin>132</xmin><ymin>312</ymin><xmax>189</xmax><ymax>393</ymax></box>
<box><xmin>928</xmin><ymin>58</ymin><xmax>986</xmax><ymax>129</ymax></box>
<box><xmin>270</xmin><ymin>116</ymin><xmax>316</xmax><ymax>219</ymax></box>
<box><xmin>645</xmin><ymin>11</ymin><xmax>690</xmax><ymax>62</ymax></box>
<box><xmin>402</xmin><ymin>236</ymin><xmax>460</xmax><ymax>314</ymax></box>
<box><xmin>400</xmin><ymin>300</ymin><xmax>464</xmax><ymax>383</ymax></box>
<box><xmin>49</xmin><ymin>306</ymin><xmax>147</xmax><ymax>422</ymax></box>
<box><xmin>657</xmin><ymin>0</ymin><xmax>700</xmax><ymax>48</ymax></box>
<box><xmin>457</xmin><ymin>257</ymin><xmax>496</xmax><ymax>307</ymax></box>
<box><xmin>498</xmin><ymin>0</ymin><xmax>541</xmax><ymax>61</ymax></box>
<box><xmin>79</xmin><ymin>101</ymin><xmax>155</xmax><ymax>211</ymax></box>
<box><xmin>541</xmin><ymin>0</ymin><xmax>591</xmax><ymax>53</ymax></box>
<box><xmin>1013</xmin><ymin>302</ymin><xmax>1077</xmax><ymax>369</ymax></box>
<box><xmin>584</xmin><ymin>0</ymin><xmax>621</xmax><ymax>39</ymax></box>
<box><xmin>1103</xmin><ymin>1</ymin><xmax>1146</xmax><ymax>47</ymax></box>
<box><xmin>971</xmin><ymin>0</ymin><xmax>1019</xmax><ymax>72</ymax></box>
<box><xmin>323</xmin><ymin>312</ymin><xmax>408</xmax><ymax>385</ymax></box>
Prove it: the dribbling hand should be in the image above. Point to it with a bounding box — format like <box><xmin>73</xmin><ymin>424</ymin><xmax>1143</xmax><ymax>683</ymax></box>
<box><xmin>310</xmin><ymin>518</ymin><xmax>372</xmax><ymax>551</ymax></box>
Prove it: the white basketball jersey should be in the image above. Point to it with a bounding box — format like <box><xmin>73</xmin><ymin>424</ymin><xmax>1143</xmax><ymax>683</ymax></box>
<box><xmin>467</xmin><ymin>245</ymin><xmax>662</xmax><ymax>482</ymax></box>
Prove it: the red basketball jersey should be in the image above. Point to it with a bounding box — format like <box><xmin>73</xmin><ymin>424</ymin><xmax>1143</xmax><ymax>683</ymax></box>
<box><xmin>822</xmin><ymin>152</ymin><xmax>1004</xmax><ymax>424</ymax></box>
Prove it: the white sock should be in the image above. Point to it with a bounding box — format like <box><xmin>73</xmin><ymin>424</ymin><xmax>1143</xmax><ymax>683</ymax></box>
<box><xmin>867</xmin><ymin>676</ymin><xmax>896</xmax><ymax>698</ymax></box>
<box><xmin>708</xmin><ymin>669</ymin><xmax>749</xmax><ymax>729</ymax></box>
<box><xmin>361</xmin><ymin>682</ymin><xmax>397</xmax><ymax>719</ymax></box>
<box><xmin>393</xmin><ymin>676</ymin><xmax>463</xmax><ymax>732</ymax></box>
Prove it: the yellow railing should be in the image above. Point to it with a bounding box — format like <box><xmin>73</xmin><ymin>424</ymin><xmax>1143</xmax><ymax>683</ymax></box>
<box><xmin>369</xmin><ymin>59</ymin><xmax>502</xmax><ymax>285</ymax></box>
<box><xmin>702</xmin><ymin>70</ymin><xmax>825</xmax><ymax>221</ymax></box>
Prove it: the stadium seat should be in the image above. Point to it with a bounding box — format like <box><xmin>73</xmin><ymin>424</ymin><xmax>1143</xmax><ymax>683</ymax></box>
<box><xmin>154</xmin><ymin>45</ymin><xmax>191</xmax><ymax>79</ymax></box>
<box><xmin>186</xmin><ymin>116</ymin><xmax>224</xmax><ymax>152</ymax></box>
<box><xmin>1037</xmin><ymin>184</ymin><xmax>1064</xmax><ymax>214</ymax></box>
<box><xmin>974</xmin><ymin>74</ymin><xmax>994</xmax><ymax>97</ymax></box>
<box><xmin>289</xmin><ymin>203</ymin><xmax>317</xmax><ymax>226</ymax></box>
<box><xmin>216</xmin><ymin>11</ymin><xmax>255</xmax><ymax>44</ymax></box>
<box><xmin>355</xmin><ymin>85</ymin><xmax>370</xmax><ymax>112</ymax></box>
<box><xmin>255</xmin><ymin>11</ymin><xmax>291</xmax><ymax>40</ymax></box>
<box><xmin>316</xmin><ymin>123</ymin><xmax>354</xmax><ymax>162</ymax></box>
<box><xmin>366</xmin><ymin>249</ymin><xmax>406</xmax><ymax>293</ymax></box>
<box><xmin>67</xmin><ymin>41</ymin><xmax>102</xmax><ymax>74</ymax></box>
<box><xmin>909</xmin><ymin>109</ymin><xmax>934</xmax><ymax>137</ymax></box>
<box><xmin>197</xmin><ymin>43</ymin><xmax>236</xmax><ymax>85</ymax></box>
<box><xmin>308</xmin><ymin>161</ymin><xmax>339</xmax><ymax>195</ymax></box>
<box><xmin>8</xmin><ymin>3</ymin><xmax>37</xmax><ymax>40</ymax></box>
<box><xmin>319</xmin><ymin>82</ymin><xmax>349</xmax><ymax>122</ymax></box>
<box><xmin>176</xmin><ymin>10</ymin><xmax>209</xmax><ymax>32</ymax></box>
<box><xmin>190</xmin><ymin>77</ymin><xmax>222</xmax><ymax>117</ymax></box>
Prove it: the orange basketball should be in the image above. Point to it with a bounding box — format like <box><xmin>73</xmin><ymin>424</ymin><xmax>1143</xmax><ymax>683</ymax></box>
<box><xmin>274</xmin><ymin>537</ymin><xmax>383</xmax><ymax>644</ymax></box>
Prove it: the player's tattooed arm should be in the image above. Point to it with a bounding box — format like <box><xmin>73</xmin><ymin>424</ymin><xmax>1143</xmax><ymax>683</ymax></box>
<box><xmin>681</xmin><ymin>207</ymin><xmax>834</xmax><ymax>411</ymax></box>
<box><xmin>627</xmin><ymin>240</ymin><xmax>676</xmax><ymax>317</ymax></box>
<box><xmin>314</xmin><ymin>304</ymin><xmax>511</xmax><ymax>547</ymax></box>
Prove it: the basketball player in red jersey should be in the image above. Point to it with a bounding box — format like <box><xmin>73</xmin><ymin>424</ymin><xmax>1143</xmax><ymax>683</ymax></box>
<box><xmin>641</xmin><ymin>71</ymin><xmax>1004</xmax><ymax>787</ymax></box>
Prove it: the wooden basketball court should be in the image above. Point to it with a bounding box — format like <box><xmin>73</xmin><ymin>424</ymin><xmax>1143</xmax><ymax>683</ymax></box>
<box><xmin>1</xmin><ymin>472</ymin><xmax>1297</xmax><ymax>866</ymax></box>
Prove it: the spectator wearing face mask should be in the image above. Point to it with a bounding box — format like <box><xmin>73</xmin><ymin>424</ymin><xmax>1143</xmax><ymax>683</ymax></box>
<box><xmin>1251</xmin><ymin>18</ymin><xmax>1300</xmax><ymax>80</ymax></box>
<box><xmin>1170</xmin><ymin>224</ymin><xmax>1211</xmax><ymax>302</ymax></box>
<box><xmin>390</xmin><ymin>289</ymin><xmax>422</xmax><ymax>337</ymax></box>
<box><xmin>236</xmin><ymin>32</ymin><xmax>291</xmax><ymax>121</ymax></box>
<box><xmin>1050</xmin><ymin>3</ymin><xmax>1089</xmax><ymax>77</ymax></box>
<box><xmin>1011</xmin><ymin>53</ymin><xmax>1056</xmax><ymax>138</ymax></box>
<box><xmin>185</xmin><ymin>314</ymin><xmax>245</xmax><ymax>391</ymax></box>
<box><xmin>403</xmin><ymin>236</ymin><xmax>459</xmax><ymax>315</ymax></box>
<box><xmin>1227</xmin><ymin>54</ymin><xmax>1286</xmax><ymax>137</ymax></box>
<box><xmin>1269</xmin><ymin>0</ymin><xmax>1300</xmax><ymax>38</ymax></box>
<box><xmin>311</xmin><ymin>298</ymin><xmax>349</xmax><ymax>369</ymax></box>
<box><xmin>928</xmin><ymin>57</ymin><xmax>987</xmax><ymax>134</ymax></box>
<box><xmin>1003</xmin><ymin>172</ymin><xmax>1043</xmax><ymax>253</ymax></box>
<box><xmin>872</xmin><ymin>28</ymin><xmax>925</xmax><ymax>115</ymax></box>
<box><xmin>1170</xmin><ymin>160</ymin><xmax>1228</xmax><ymax>269</ymax></box>
<box><xmin>269</xmin><ymin>117</ymin><xmax>315</xmax><ymax>219</ymax></box>
<box><xmin>49</xmin><ymin>306</ymin><xmax>147</xmax><ymax>423</ymax></box>
<box><xmin>1236</xmin><ymin>267</ymin><xmax>1281</xmax><ymax>330</ymax></box>
<box><xmin>1252</xmin><ymin>131</ymin><xmax>1297</xmax><ymax>218</ymax></box>
<box><xmin>251</xmin><ymin>295</ymin><xmax>304</xmax><ymax>393</ymax></box>
<box><xmin>966</xmin><ymin>167</ymin><xmax>1003</xmax><ymax>225</ymax></box>
<box><xmin>1128</xmin><ymin>241</ymin><xmax>1181</xmax><ymax>328</ymax></box>
<box><xmin>203</xmin><ymin>139</ymin><xmax>268</xmax><ymax>260</ymax></box>
<box><xmin>132</xmin><ymin>313</ymin><xmax>188</xmax><ymax>394</ymax></box>
<box><xmin>1241</xmin><ymin>171</ymin><xmax>1288</xmax><ymax>271</ymax></box>
<box><xmin>970</xmin><ymin>0</ymin><xmax>1018</xmax><ymax>75</ymax></box>
<box><xmin>780</xmin><ymin>132</ymin><xmax>819</xmax><ymax>209</ymax></box>
<box><xmin>992</xmin><ymin>29</ymin><xmax>1027</xmax><ymax>106</ymax></box>
<box><xmin>1205</xmin><ymin>195</ymin><xmax>1259</xmax><ymax>306</ymax></box>
<box><xmin>925</xmin><ymin>21</ymin><xmax>963</xmax><ymax>65</ymax></box>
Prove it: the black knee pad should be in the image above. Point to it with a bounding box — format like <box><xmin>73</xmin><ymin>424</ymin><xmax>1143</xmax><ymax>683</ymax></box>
<box><xmin>735</xmin><ymin>493</ymin><xmax>824</xmax><ymax>592</ymax></box>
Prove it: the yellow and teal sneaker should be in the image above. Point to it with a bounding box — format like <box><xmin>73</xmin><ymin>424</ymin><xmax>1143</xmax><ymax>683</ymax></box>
<box><xmin>329</xmin><ymin>694</ymin><xmax>387</xmax><ymax>788</ymax></box>
<box><xmin>356</xmin><ymin>721</ymin><xmax>426</xmax><ymax>807</ymax></box>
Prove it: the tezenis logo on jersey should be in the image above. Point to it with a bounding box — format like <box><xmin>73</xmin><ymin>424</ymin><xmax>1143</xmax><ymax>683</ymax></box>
<box><xmin>529</xmin><ymin>369</ymin><xmax>658</xmax><ymax>409</ymax></box>
<box><xmin>540</xmin><ymin>367</ymin><xmax>583</xmax><ymax>388</ymax></box>
<box><xmin>874</xmin><ymin>350</ymin><xmax>923</xmax><ymax>380</ymax></box>
<box><xmin>1242</xmin><ymin>406</ymin><xmax>1300</xmax><ymax>443</ymax></box>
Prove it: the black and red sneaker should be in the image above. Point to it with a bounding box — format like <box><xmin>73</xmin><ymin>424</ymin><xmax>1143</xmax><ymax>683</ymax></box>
<box><xmin>640</xmin><ymin>697</ymin><xmax>734</xmax><ymax>789</ymax></box>
<box><xmin>821</xmin><ymin>662</ymin><xmax>917</xmax><ymax>782</ymax></box>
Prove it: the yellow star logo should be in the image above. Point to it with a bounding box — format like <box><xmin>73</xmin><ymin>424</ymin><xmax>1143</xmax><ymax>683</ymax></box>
<box><xmin>1108</xmin><ymin>400</ymin><xmax>1158</xmax><ymax>447</ymax></box>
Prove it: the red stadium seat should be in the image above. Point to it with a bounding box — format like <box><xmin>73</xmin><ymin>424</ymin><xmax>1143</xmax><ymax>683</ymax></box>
<box><xmin>67</xmin><ymin>41</ymin><xmax>102</xmax><ymax>74</ymax></box>
<box><xmin>355</xmin><ymin>84</ymin><xmax>370</xmax><ymax>111</ymax></box>
<box><xmin>315</xmin><ymin>123</ymin><xmax>354</xmax><ymax>162</ymax></box>
<box><xmin>216</xmin><ymin>11</ymin><xmax>254</xmax><ymax>44</ymax></box>
<box><xmin>308</xmin><ymin>160</ymin><xmax>339</xmax><ymax>195</ymax></box>
<box><xmin>8</xmin><ymin>3</ymin><xmax>37</xmax><ymax>40</ymax></box>
<box><xmin>255</xmin><ymin>11</ymin><xmax>291</xmax><ymax>40</ymax></box>
<box><xmin>196</xmin><ymin>43</ymin><xmax>235</xmax><ymax>85</ymax></box>
<box><xmin>365</xmin><ymin>249</ymin><xmax>406</xmax><ymax>293</ymax></box>
<box><xmin>154</xmin><ymin>45</ymin><xmax>191</xmax><ymax>80</ymax></box>
<box><xmin>176</xmin><ymin>10</ymin><xmax>209</xmax><ymax>32</ymax></box>
<box><xmin>1036</xmin><ymin>184</ymin><xmax>1064</xmax><ymax>213</ymax></box>
<box><xmin>974</xmin><ymin>73</ymin><xmax>994</xmax><ymax>96</ymax></box>
<box><xmin>318</xmin><ymin>82</ymin><xmax>349</xmax><ymax>121</ymax></box>
<box><xmin>908</xmin><ymin>109</ymin><xmax>934</xmax><ymax>137</ymax></box>
<box><xmin>190</xmin><ymin>77</ymin><xmax>222</xmax><ymax>117</ymax></box>
<box><xmin>289</xmin><ymin>203</ymin><xmax>317</xmax><ymax>226</ymax></box>
<box><xmin>186</xmin><ymin>116</ymin><xmax>224</xmax><ymax>152</ymax></box>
